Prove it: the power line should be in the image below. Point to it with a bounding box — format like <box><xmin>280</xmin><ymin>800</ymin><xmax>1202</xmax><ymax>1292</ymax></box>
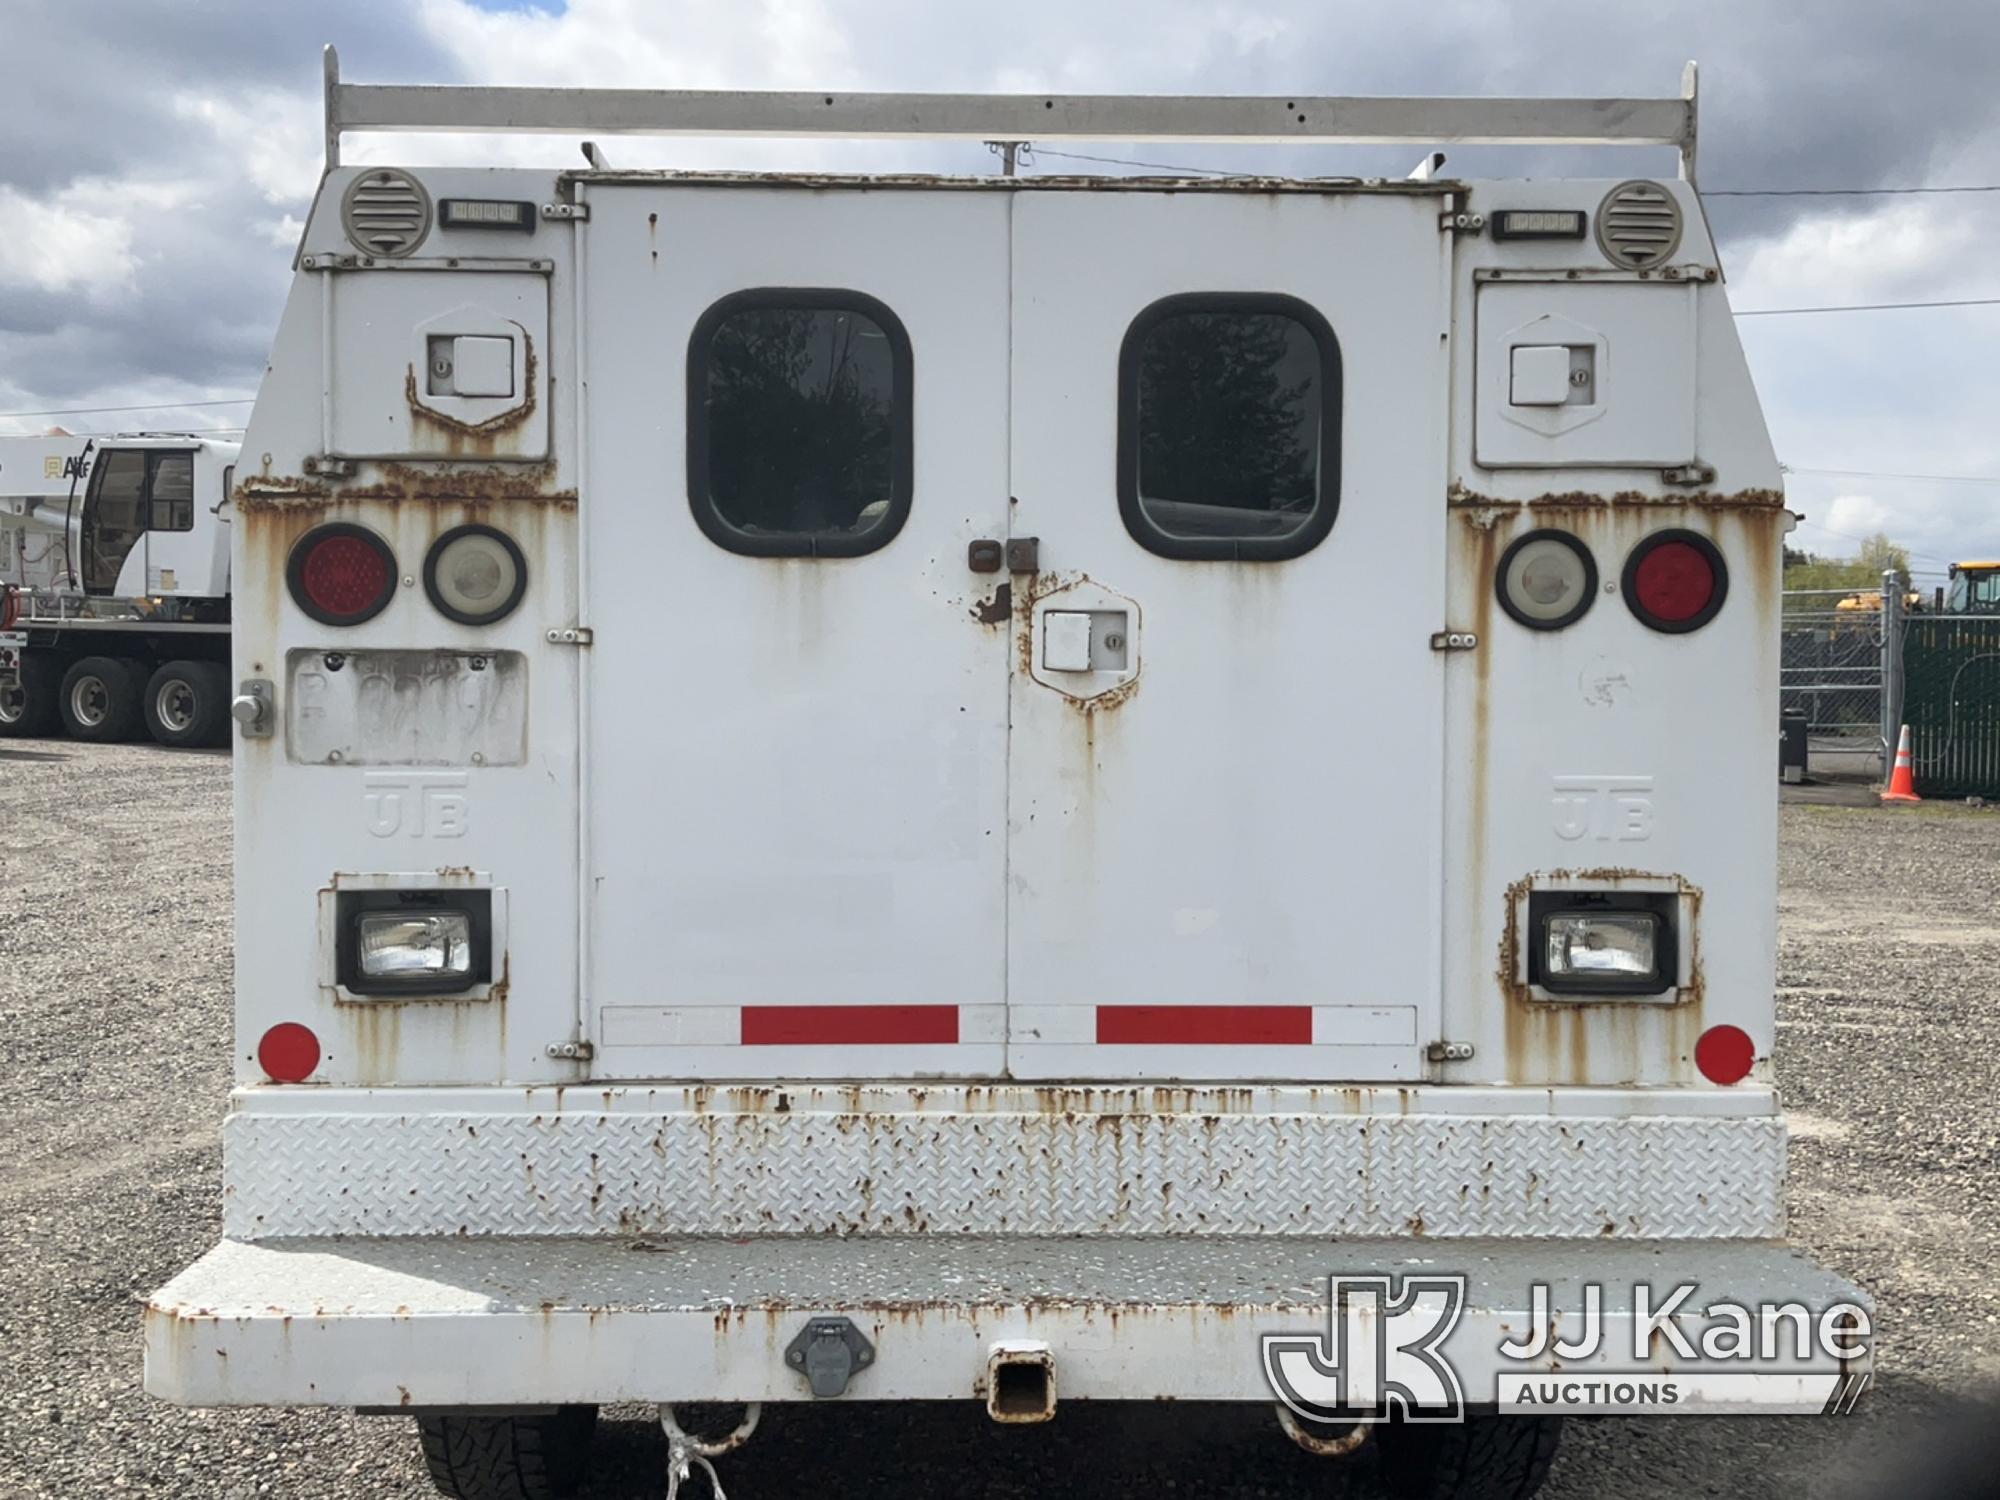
<box><xmin>1735</xmin><ymin>296</ymin><xmax>2000</xmax><ymax>317</ymax></box>
<box><xmin>1021</xmin><ymin>147</ymin><xmax>2000</xmax><ymax>201</ymax></box>
<box><xmin>1785</xmin><ymin>465</ymin><xmax>2000</xmax><ymax>486</ymax></box>
<box><xmin>1788</xmin><ymin>517</ymin><xmax>1960</xmax><ymax>568</ymax></box>
<box><xmin>1027</xmin><ymin>147</ymin><xmax>1241</xmax><ymax>176</ymax></box>
<box><xmin>0</xmin><ymin>396</ymin><xmax>255</xmax><ymax>420</ymax></box>
<box><xmin>1707</xmin><ymin>183</ymin><xmax>2000</xmax><ymax>198</ymax></box>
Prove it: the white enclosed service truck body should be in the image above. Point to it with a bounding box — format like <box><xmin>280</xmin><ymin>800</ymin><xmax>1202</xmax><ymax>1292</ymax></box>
<box><xmin>0</xmin><ymin>432</ymin><xmax>237</xmax><ymax>744</ymax></box>
<box><xmin>147</xmin><ymin>55</ymin><xmax>1869</xmax><ymax>1500</ymax></box>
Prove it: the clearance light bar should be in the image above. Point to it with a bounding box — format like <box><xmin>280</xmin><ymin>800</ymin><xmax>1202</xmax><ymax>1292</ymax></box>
<box><xmin>438</xmin><ymin>198</ymin><xmax>537</xmax><ymax>232</ymax></box>
<box><xmin>1491</xmin><ymin>209</ymin><xmax>1587</xmax><ymax>241</ymax></box>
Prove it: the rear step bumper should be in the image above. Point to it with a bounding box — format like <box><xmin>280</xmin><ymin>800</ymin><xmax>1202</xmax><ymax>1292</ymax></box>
<box><xmin>219</xmin><ymin>1084</ymin><xmax>1788</xmax><ymax>1240</ymax></box>
<box><xmin>144</xmin><ymin>1234</ymin><xmax>1867</xmax><ymax>1412</ymax></box>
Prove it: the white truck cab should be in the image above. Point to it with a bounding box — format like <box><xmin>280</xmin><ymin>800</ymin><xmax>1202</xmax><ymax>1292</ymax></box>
<box><xmin>0</xmin><ymin>432</ymin><xmax>236</xmax><ymax>742</ymax></box>
<box><xmin>145</xmin><ymin>52</ymin><xmax>1868</xmax><ymax>1500</ymax></box>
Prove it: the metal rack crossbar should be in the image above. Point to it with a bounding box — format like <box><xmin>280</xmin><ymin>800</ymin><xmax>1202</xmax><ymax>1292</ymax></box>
<box><xmin>321</xmin><ymin>46</ymin><xmax>1700</xmax><ymax>178</ymax></box>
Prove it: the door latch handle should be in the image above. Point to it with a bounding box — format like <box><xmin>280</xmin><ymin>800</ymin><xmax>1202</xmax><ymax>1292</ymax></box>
<box><xmin>968</xmin><ymin>539</ymin><xmax>1004</xmax><ymax>574</ymax></box>
<box><xmin>1005</xmin><ymin>537</ymin><xmax>1039</xmax><ymax>574</ymax></box>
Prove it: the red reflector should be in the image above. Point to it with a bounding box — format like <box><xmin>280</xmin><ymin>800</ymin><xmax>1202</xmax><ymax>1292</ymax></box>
<box><xmin>741</xmin><ymin>1005</ymin><xmax>958</xmax><ymax>1045</ymax></box>
<box><xmin>1695</xmin><ymin>1024</ymin><xmax>1756</xmax><ymax>1085</ymax></box>
<box><xmin>258</xmin><ymin>1022</ymin><xmax>321</xmax><ymax>1083</ymax></box>
<box><xmin>1096</xmin><ymin>1005</ymin><xmax>1312</xmax><ymax>1045</ymax></box>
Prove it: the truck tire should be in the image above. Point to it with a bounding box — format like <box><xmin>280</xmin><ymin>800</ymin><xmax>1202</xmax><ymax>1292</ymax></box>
<box><xmin>58</xmin><ymin>656</ymin><xmax>144</xmax><ymax>742</ymax></box>
<box><xmin>416</xmin><ymin>1407</ymin><xmax>598</xmax><ymax>1500</ymax></box>
<box><xmin>0</xmin><ymin>653</ymin><xmax>59</xmax><ymax>737</ymax></box>
<box><xmin>143</xmin><ymin>660</ymin><xmax>230</xmax><ymax>747</ymax></box>
<box><xmin>1375</xmin><ymin>1415</ymin><xmax>1563</xmax><ymax>1500</ymax></box>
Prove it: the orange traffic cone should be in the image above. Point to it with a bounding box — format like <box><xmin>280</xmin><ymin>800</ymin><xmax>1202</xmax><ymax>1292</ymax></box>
<box><xmin>1881</xmin><ymin>724</ymin><xmax>1921</xmax><ymax>804</ymax></box>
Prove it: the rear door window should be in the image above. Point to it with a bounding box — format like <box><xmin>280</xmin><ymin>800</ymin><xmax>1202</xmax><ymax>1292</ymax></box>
<box><xmin>687</xmin><ymin>289</ymin><xmax>913</xmax><ymax>558</ymax></box>
<box><xmin>1117</xmin><ymin>293</ymin><xmax>1341</xmax><ymax>560</ymax></box>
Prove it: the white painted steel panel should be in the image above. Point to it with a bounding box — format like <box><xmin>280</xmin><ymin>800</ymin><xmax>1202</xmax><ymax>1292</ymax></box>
<box><xmin>219</xmin><ymin>1085</ymin><xmax>1785</xmax><ymax>1240</ymax></box>
<box><xmin>1475</xmin><ymin>281</ymin><xmax>1698</xmax><ymax>468</ymax></box>
<box><xmin>326</xmin><ymin>268</ymin><xmax>549</xmax><ymax>460</ymax></box>
<box><xmin>1005</xmin><ymin>192</ymin><xmax>1448</xmax><ymax>1080</ymax></box>
<box><xmin>579</xmin><ymin>186</ymin><xmax>1012</xmax><ymax>1078</ymax></box>
<box><xmin>146</xmin><ymin>1235</ymin><xmax>1861</xmax><ymax>1408</ymax></box>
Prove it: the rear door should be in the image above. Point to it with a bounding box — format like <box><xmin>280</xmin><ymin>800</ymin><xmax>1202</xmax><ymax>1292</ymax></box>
<box><xmin>582</xmin><ymin>185</ymin><xmax>1013</xmax><ymax>1077</ymax></box>
<box><xmin>1004</xmin><ymin>190</ymin><xmax>1449</xmax><ymax>1080</ymax></box>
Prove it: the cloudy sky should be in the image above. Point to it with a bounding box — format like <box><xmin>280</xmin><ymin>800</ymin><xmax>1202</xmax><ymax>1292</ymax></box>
<box><xmin>3</xmin><ymin>0</ymin><xmax>1997</xmax><ymax>579</ymax></box>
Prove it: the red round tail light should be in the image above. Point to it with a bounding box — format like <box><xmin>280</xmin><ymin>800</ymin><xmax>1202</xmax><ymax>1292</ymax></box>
<box><xmin>257</xmin><ymin>1022</ymin><xmax>322</xmax><ymax>1083</ymax></box>
<box><xmin>287</xmin><ymin>524</ymin><xmax>397</xmax><ymax>625</ymax></box>
<box><xmin>1623</xmin><ymin>529</ymin><xmax>1727</xmax><ymax>633</ymax></box>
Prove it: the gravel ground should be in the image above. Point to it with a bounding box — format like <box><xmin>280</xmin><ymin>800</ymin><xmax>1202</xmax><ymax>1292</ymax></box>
<box><xmin>1</xmin><ymin>740</ymin><xmax>1996</xmax><ymax>1498</ymax></box>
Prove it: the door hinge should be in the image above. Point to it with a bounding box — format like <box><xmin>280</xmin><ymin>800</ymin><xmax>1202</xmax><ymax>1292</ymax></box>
<box><xmin>301</xmin><ymin>454</ymin><xmax>356</xmax><ymax>480</ymax></box>
<box><xmin>541</xmin><ymin>201</ymin><xmax>589</xmax><ymax>222</ymax></box>
<box><xmin>1430</xmin><ymin>630</ymin><xmax>1479</xmax><ymax>652</ymax></box>
<box><xmin>1440</xmin><ymin>210</ymin><xmax>1486</xmax><ymax>235</ymax></box>
<box><xmin>1427</xmin><ymin>1041</ymin><xmax>1475</xmax><ymax>1063</ymax></box>
<box><xmin>544</xmin><ymin>626</ymin><xmax>594</xmax><ymax>646</ymax></box>
<box><xmin>1661</xmin><ymin>462</ymin><xmax>1717</xmax><ymax>488</ymax></box>
<box><xmin>545</xmin><ymin>1039</ymin><xmax>595</xmax><ymax>1061</ymax></box>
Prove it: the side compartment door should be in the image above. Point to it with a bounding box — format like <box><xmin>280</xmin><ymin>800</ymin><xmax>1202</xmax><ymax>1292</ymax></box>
<box><xmin>581</xmin><ymin>185</ymin><xmax>1014</xmax><ymax>1078</ymax></box>
<box><xmin>1005</xmin><ymin>191</ymin><xmax>1450</xmax><ymax>1081</ymax></box>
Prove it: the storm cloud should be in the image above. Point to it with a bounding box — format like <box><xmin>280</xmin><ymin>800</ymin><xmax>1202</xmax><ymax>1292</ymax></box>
<box><xmin>3</xmin><ymin>0</ymin><xmax>1997</xmax><ymax>567</ymax></box>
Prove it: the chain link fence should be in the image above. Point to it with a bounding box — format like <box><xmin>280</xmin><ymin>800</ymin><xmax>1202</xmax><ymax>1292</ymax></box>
<box><xmin>1780</xmin><ymin>578</ymin><xmax>1901</xmax><ymax>781</ymax></box>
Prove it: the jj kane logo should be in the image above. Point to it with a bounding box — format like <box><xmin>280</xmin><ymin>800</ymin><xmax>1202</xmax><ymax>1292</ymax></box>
<box><xmin>1263</xmin><ymin>1275</ymin><xmax>1873</xmax><ymax>1420</ymax></box>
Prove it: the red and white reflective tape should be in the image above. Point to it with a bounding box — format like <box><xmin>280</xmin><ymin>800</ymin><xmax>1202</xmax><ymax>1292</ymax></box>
<box><xmin>741</xmin><ymin>1004</ymin><xmax>959</xmax><ymax>1046</ymax></box>
<box><xmin>591</xmin><ymin>1002</ymin><xmax>1414</xmax><ymax>1050</ymax></box>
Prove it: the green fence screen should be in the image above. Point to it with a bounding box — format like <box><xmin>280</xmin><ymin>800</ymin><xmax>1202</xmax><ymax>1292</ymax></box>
<box><xmin>1904</xmin><ymin>616</ymin><xmax>2000</xmax><ymax>798</ymax></box>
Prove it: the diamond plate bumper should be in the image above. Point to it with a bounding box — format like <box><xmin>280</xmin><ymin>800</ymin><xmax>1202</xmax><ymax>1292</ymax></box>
<box><xmin>220</xmin><ymin>1084</ymin><xmax>1787</xmax><ymax>1240</ymax></box>
<box><xmin>143</xmin><ymin>1235</ymin><xmax>1865</xmax><ymax>1409</ymax></box>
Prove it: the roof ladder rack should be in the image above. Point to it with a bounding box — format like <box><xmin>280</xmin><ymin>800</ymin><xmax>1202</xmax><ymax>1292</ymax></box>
<box><xmin>321</xmin><ymin>47</ymin><xmax>1701</xmax><ymax>181</ymax></box>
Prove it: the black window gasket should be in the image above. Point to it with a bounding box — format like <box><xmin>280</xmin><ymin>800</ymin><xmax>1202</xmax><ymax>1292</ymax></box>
<box><xmin>686</xmin><ymin>287</ymin><xmax>914</xmax><ymax>559</ymax></box>
<box><xmin>1116</xmin><ymin>292</ymin><xmax>1342</xmax><ymax>562</ymax></box>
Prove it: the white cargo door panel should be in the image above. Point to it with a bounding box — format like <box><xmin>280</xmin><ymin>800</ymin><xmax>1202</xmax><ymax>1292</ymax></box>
<box><xmin>1475</xmin><ymin>280</ymin><xmax>1697</xmax><ymax>468</ymax></box>
<box><xmin>581</xmin><ymin>185</ymin><xmax>1012</xmax><ymax>1078</ymax></box>
<box><xmin>1005</xmin><ymin>191</ymin><xmax>1449</xmax><ymax>1081</ymax></box>
<box><xmin>324</xmin><ymin>266</ymin><xmax>550</xmax><ymax>460</ymax></box>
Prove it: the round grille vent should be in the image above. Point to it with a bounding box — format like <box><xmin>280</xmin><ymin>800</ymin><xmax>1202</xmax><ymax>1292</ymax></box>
<box><xmin>341</xmin><ymin>169</ymin><xmax>431</xmax><ymax>258</ymax></box>
<box><xmin>1595</xmin><ymin>180</ymin><xmax>1683</xmax><ymax>269</ymax></box>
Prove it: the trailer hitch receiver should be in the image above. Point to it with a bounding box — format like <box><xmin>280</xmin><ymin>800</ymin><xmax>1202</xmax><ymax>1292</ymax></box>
<box><xmin>784</xmin><ymin>1316</ymin><xmax>875</xmax><ymax>1397</ymax></box>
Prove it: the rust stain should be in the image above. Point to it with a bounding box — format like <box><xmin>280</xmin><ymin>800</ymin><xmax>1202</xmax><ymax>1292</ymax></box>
<box><xmin>1497</xmin><ymin>869</ymin><xmax>1705</xmax><ymax>1087</ymax></box>
<box><xmin>1447</xmin><ymin>483</ymin><xmax>1786</xmax><ymax>514</ymax></box>
<box><xmin>971</xmin><ymin>581</ymin><xmax>1011</xmax><ymax>627</ymax></box>
<box><xmin>403</xmin><ymin>330</ymin><xmax>540</xmax><ymax>456</ymax></box>
<box><xmin>563</xmin><ymin>167</ymin><xmax>1456</xmax><ymax>199</ymax></box>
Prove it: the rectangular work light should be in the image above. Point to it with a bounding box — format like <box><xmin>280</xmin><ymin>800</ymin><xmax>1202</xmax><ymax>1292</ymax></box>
<box><xmin>1527</xmin><ymin>891</ymin><xmax>1677</xmax><ymax>997</ymax></box>
<box><xmin>359</xmin><ymin>911</ymin><xmax>475</xmax><ymax>981</ymax></box>
<box><xmin>336</xmin><ymin>889</ymin><xmax>493</xmax><ymax>996</ymax></box>
<box><xmin>1543</xmin><ymin>912</ymin><xmax>1660</xmax><ymax>981</ymax></box>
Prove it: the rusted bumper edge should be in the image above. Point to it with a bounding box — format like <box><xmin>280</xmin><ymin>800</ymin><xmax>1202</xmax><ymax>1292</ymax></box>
<box><xmin>143</xmin><ymin>1234</ymin><xmax>1868</xmax><ymax>1412</ymax></box>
